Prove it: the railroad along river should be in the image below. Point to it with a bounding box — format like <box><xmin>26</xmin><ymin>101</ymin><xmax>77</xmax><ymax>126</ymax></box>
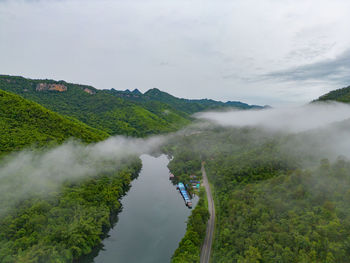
<box><xmin>92</xmin><ymin>154</ymin><xmax>198</xmax><ymax>263</ymax></box>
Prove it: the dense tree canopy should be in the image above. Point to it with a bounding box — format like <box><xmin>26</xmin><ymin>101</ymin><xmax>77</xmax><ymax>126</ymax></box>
<box><xmin>211</xmin><ymin>159</ymin><xmax>350</xmax><ymax>262</ymax></box>
<box><xmin>165</xmin><ymin>124</ymin><xmax>350</xmax><ymax>262</ymax></box>
<box><xmin>0</xmin><ymin>159</ymin><xmax>142</xmax><ymax>263</ymax></box>
<box><xmin>0</xmin><ymin>85</ymin><xmax>145</xmax><ymax>262</ymax></box>
<box><xmin>0</xmin><ymin>89</ymin><xmax>108</xmax><ymax>155</ymax></box>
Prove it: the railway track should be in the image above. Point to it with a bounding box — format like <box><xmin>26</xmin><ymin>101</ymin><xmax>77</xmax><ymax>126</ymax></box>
<box><xmin>200</xmin><ymin>163</ymin><xmax>215</xmax><ymax>263</ymax></box>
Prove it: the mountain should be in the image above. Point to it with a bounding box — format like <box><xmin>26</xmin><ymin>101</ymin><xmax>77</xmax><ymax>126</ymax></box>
<box><xmin>0</xmin><ymin>75</ymin><xmax>190</xmax><ymax>137</ymax></box>
<box><xmin>0</xmin><ymin>75</ymin><xmax>265</xmax><ymax>137</ymax></box>
<box><xmin>0</xmin><ymin>89</ymin><xmax>108</xmax><ymax>155</ymax></box>
<box><xmin>316</xmin><ymin>85</ymin><xmax>350</xmax><ymax>102</ymax></box>
<box><xmin>109</xmin><ymin>87</ymin><xmax>264</xmax><ymax>114</ymax></box>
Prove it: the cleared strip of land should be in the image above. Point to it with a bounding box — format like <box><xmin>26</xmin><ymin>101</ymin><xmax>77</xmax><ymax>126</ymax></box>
<box><xmin>200</xmin><ymin>163</ymin><xmax>215</xmax><ymax>263</ymax></box>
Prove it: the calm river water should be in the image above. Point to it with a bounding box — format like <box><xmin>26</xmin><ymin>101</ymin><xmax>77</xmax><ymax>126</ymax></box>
<box><xmin>93</xmin><ymin>154</ymin><xmax>197</xmax><ymax>263</ymax></box>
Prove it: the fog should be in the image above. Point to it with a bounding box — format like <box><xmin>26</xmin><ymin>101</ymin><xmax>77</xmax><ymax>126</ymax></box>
<box><xmin>0</xmin><ymin>135</ymin><xmax>166</xmax><ymax>217</ymax></box>
<box><xmin>193</xmin><ymin>102</ymin><xmax>350</xmax><ymax>167</ymax></box>
<box><xmin>3</xmin><ymin>101</ymin><xmax>350</xmax><ymax>217</ymax></box>
<box><xmin>198</xmin><ymin>102</ymin><xmax>350</xmax><ymax>133</ymax></box>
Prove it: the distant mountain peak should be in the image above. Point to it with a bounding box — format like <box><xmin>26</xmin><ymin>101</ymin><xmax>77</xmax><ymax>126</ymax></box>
<box><xmin>132</xmin><ymin>89</ymin><xmax>142</xmax><ymax>95</ymax></box>
<box><xmin>144</xmin><ymin>88</ymin><xmax>173</xmax><ymax>99</ymax></box>
<box><xmin>145</xmin><ymin>88</ymin><xmax>161</xmax><ymax>94</ymax></box>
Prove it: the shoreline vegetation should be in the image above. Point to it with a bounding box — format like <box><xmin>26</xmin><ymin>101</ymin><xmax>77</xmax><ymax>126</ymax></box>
<box><xmin>163</xmin><ymin>142</ymin><xmax>210</xmax><ymax>262</ymax></box>
<box><xmin>171</xmin><ymin>188</ymin><xmax>209</xmax><ymax>263</ymax></box>
<box><xmin>0</xmin><ymin>157</ymin><xmax>142</xmax><ymax>263</ymax></box>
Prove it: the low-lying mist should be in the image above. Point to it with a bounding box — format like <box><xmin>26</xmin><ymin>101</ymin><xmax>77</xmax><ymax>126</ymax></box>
<box><xmin>0</xmin><ymin>135</ymin><xmax>166</xmax><ymax>217</ymax></box>
<box><xmin>194</xmin><ymin>101</ymin><xmax>350</xmax><ymax>165</ymax></box>
<box><xmin>3</xmin><ymin>101</ymin><xmax>350</xmax><ymax>217</ymax></box>
<box><xmin>198</xmin><ymin>102</ymin><xmax>350</xmax><ymax>133</ymax></box>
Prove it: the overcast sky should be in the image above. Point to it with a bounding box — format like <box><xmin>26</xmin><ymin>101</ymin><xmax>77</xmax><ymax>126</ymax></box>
<box><xmin>1</xmin><ymin>0</ymin><xmax>349</xmax><ymax>105</ymax></box>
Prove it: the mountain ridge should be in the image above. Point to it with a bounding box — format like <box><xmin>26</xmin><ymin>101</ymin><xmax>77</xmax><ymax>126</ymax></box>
<box><xmin>0</xmin><ymin>75</ymin><xmax>265</xmax><ymax>137</ymax></box>
<box><xmin>110</xmin><ymin>87</ymin><xmax>264</xmax><ymax>114</ymax></box>
<box><xmin>315</xmin><ymin>85</ymin><xmax>350</xmax><ymax>103</ymax></box>
<box><xmin>0</xmin><ymin>75</ymin><xmax>190</xmax><ymax>137</ymax></box>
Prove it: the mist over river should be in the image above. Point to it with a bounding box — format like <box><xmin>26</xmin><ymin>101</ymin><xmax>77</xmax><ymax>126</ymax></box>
<box><xmin>91</xmin><ymin>154</ymin><xmax>198</xmax><ymax>263</ymax></box>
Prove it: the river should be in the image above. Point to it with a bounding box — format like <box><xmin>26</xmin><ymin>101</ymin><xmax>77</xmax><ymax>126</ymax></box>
<box><xmin>92</xmin><ymin>154</ymin><xmax>197</xmax><ymax>263</ymax></box>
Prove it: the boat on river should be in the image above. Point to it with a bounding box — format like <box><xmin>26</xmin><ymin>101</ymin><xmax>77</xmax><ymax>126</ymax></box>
<box><xmin>177</xmin><ymin>182</ymin><xmax>192</xmax><ymax>208</ymax></box>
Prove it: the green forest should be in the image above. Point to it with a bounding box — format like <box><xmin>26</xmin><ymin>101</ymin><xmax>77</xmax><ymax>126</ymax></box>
<box><xmin>0</xmin><ymin>85</ymin><xmax>148</xmax><ymax>262</ymax></box>
<box><xmin>0</xmin><ymin>158</ymin><xmax>141</xmax><ymax>263</ymax></box>
<box><xmin>211</xmin><ymin>159</ymin><xmax>350</xmax><ymax>262</ymax></box>
<box><xmin>0</xmin><ymin>89</ymin><xmax>108</xmax><ymax>156</ymax></box>
<box><xmin>165</xmin><ymin>122</ymin><xmax>350</xmax><ymax>262</ymax></box>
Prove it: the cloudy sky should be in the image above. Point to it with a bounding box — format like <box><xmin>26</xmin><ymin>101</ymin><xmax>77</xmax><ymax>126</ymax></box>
<box><xmin>0</xmin><ymin>0</ymin><xmax>349</xmax><ymax>105</ymax></box>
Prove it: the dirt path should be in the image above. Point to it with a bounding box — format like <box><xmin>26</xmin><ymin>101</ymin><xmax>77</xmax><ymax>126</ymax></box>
<box><xmin>200</xmin><ymin>162</ymin><xmax>215</xmax><ymax>263</ymax></box>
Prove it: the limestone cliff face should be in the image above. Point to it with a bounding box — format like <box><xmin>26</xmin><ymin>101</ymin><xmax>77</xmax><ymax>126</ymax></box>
<box><xmin>83</xmin><ymin>88</ymin><xmax>96</xmax><ymax>94</ymax></box>
<box><xmin>36</xmin><ymin>83</ymin><xmax>67</xmax><ymax>92</ymax></box>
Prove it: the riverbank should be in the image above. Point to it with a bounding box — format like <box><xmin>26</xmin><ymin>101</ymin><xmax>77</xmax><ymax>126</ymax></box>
<box><xmin>91</xmin><ymin>155</ymin><xmax>197</xmax><ymax>263</ymax></box>
<box><xmin>171</xmin><ymin>186</ymin><xmax>209</xmax><ymax>263</ymax></box>
<box><xmin>0</xmin><ymin>157</ymin><xmax>142</xmax><ymax>263</ymax></box>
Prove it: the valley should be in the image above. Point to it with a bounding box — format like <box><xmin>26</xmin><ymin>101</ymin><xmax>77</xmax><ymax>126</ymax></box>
<box><xmin>2</xmin><ymin>1</ymin><xmax>349</xmax><ymax>262</ymax></box>
<box><xmin>1</xmin><ymin>75</ymin><xmax>350</xmax><ymax>263</ymax></box>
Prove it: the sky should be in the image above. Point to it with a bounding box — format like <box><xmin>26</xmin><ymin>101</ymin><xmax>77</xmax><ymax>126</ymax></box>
<box><xmin>0</xmin><ymin>0</ymin><xmax>349</xmax><ymax>106</ymax></box>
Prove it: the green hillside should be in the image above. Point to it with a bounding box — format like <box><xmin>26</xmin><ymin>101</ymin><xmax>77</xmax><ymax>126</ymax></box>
<box><xmin>316</xmin><ymin>85</ymin><xmax>350</xmax><ymax>102</ymax></box>
<box><xmin>0</xmin><ymin>75</ymin><xmax>190</xmax><ymax>137</ymax></box>
<box><xmin>0</xmin><ymin>89</ymin><xmax>108</xmax><ymax>155</ymax></box>
<box><xmin>0</xmin><ymin>88</ymin><xmax>144</xmax><ymax>263</ymax></box>
<box><xmin>0</xmin><ymin>75</ymin><xmax>265</xmax><ymax>137</ymax></box>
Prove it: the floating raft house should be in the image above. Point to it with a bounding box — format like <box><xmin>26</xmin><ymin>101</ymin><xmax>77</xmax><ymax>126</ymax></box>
<box><xmin>177</xmin><ymin>182</ymin><xmax>192</xmax><ymax>208</ymax></box>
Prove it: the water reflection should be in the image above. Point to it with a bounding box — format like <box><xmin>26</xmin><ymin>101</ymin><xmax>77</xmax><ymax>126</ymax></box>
<box><xmin>92</xmin><ymin>154</ymin><xmax>197</xmax><ymax>263</ymax></box>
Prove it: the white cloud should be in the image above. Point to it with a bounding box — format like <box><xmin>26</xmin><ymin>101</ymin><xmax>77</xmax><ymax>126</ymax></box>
<box><xmin>0</xmin><ymin>0</ymin><xmax>349</xmax><ymax>105</ymax></box>
<box><xmin>198</xmin><ymin>102</ymin><xmax>350</xmax><ymax>133</ymax></box>
<box><xmin>0</xmin><ymin>134</ymin><xmax>166</xmax><ymax>216</ymax></box>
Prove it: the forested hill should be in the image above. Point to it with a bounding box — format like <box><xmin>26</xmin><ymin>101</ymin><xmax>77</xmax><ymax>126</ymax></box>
<box><xmin>0</xmin><ymin>89</ymin><xmax>108</xmax><ymax>155</ymax></box>
<box><xmin>0</xmin><ymin>86</ymin><xmax>143</xmax><ymax>262</ymax></box>
<box><xmin>0</xmin><ymin>75</ymin><xmax>263</xmax><ymax>137</ymax></box>
<box><xmin>316</xmin><ymin>85</ymin><xmax>350</xmax><ymax>102</ymax></box>
<box><xmin>0</xmin><ymin>90</ymin><xmax>142</xmax><ymax>262</ymax></box>
<box><xmin>108</xmin><ymin>87</ymin><xmax>264</xmax><ymax>114</ymax></box>
<box><xmin>0</xmin><ymin>75</ymin><xmax>190</xmax><ymax>137</ymax></box>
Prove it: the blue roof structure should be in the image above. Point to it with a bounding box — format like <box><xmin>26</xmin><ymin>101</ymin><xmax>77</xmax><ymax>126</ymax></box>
<box><xmin>178</xmin><ymin>182</ymin><xmax>192</xmax><ymax>205</ymax></box>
